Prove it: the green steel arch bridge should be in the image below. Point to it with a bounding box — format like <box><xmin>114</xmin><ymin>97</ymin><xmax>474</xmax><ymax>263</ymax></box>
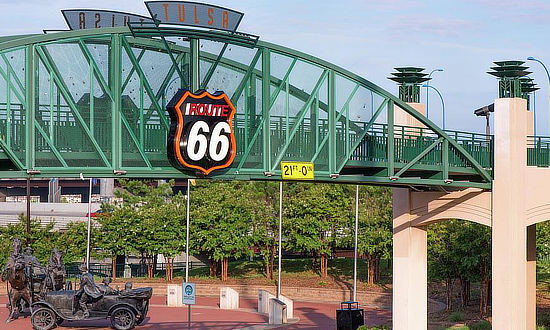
<box><xmin>0</xmin><ymin>25</ymin><xmax>532</xmax><ymax>190</ymax></box>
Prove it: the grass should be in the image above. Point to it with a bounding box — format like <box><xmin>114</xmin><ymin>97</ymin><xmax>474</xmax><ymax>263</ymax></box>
<box><xmin>173</xmin><ymin>257</ymin><xmax>392</xmax><ymax>282</ymax></box>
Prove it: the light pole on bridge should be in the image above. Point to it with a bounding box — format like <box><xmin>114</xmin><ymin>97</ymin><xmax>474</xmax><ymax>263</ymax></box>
<box><xmin>527</xmin><ymin>57</ymin><xmax>550</xmax><ymax>134</ymax></box>
<box><xmin>426</xmin><ymin>68</ymin><xmax>443</xmax><ymax>119</ymax></box>
<box><xmin>422</xmin><ymin>84</ymin><xmax>446</xmax><ymax>130</ymax></box>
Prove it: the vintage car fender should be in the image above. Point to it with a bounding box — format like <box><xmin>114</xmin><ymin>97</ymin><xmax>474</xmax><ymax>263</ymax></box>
<box><xmin>107</xmin><ymin>302</ymin><xmax>140</xmax><ymax>317</ymax></box>
<box><xmin>31</xmin><ymin>301</ymin><xmax>62</xmax><ymax>318</ymax></box>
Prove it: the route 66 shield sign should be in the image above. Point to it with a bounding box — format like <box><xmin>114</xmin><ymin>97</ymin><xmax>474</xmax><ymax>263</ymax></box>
<box><xmin>167</xmin><ymin>90</ymin><xmax>237</xmax><ymax>175</ymax></box>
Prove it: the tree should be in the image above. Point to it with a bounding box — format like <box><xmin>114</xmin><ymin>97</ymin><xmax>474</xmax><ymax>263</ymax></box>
<box><xmin>0</xmin><ymin>215</ymin><xmax>60</xmax><ymax>268</ymax></box>
<box><xmin>428</xmin><ymin>221</ymin><xmax>459</xmax><ymax>311</ymax></box>
<box><xmin>284</xmin><ymin>183</ymin><xmax>353</xmax><ymax>277</ymax></box>
<box><xmin>57</xmin><ymin>221</ymin><xmax>100</xmax><ymax>264</ymax></box>
<box><xmin>97</xmin><ymin>179</ymin><xmax>186</xmax><ymax>281</ymax></box>
<box><xmin>428</xmin><ymin>220</ymin><xmax>491</xmax><ymax>314</ymax></box>
<box><xmin>355</xmin><ymin>186</ymin><xmax>392</xmax><ymax>284</ymax></box>
<box><xmin>190</xmin><ymin>180</ymin><xmax>254</xmax><ymax>281</ymax></box>
<box><xmin>248</xmin><ymin>182</ymin><xmax>279</xmax><ymax>280</ymax></box>
<box><xmin>452</xmin><ymin>221</ymin><xmax>491</xmax><ymax>316</ymax></box>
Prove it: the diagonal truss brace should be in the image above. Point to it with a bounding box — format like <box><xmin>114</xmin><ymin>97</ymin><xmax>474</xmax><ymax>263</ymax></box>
<box><xmin>270</xmin><ymin>70</ymin><xmax>328</xmax><ymax>172</ymax></box>
<box><xmin>35</xmin><ymin>45</ymin><xmax>111</xmax><ymax>167</ymax></box>
<box><xmin>393</xmin><ymin>137</ymin><xmax>443</xmax><ymax>178</ymax></box>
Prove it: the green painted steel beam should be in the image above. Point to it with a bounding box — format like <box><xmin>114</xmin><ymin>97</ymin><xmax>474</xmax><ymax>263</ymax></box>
<box><xmin>120</xmin><ymin>36</ymin><xmax>170</xmax><ymax>130</ymax></box>
<box><xmin>270</xmin><ymin>70</ymin><xmax>328</xmax><ymax>172</ymax></box>
<box><xmin>34</xmin><ymin>45</ymin><xmax>111</xmax><ymax>168</ymax></box>
<box><xmin>394</xmin><ymin>137</ymin><xmax>443</xmax><ymax>178</ymax></box>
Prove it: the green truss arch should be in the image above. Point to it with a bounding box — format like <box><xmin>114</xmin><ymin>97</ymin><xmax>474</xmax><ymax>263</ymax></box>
<box><xmin>0</xmin><ymin>26</ymin><xmax>493</xmax><ymax>189</ymax></box>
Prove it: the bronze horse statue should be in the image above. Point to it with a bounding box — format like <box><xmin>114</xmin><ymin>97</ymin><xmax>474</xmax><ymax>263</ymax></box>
<box><xmin>45</xmin><ymin>248</ymin><xmax>65</xmax><ymax>292</ymax></box>
<box><xmin>1</xmin><ymin>238</ymin><xmax>31</xmax><ymax>323</ymax></box>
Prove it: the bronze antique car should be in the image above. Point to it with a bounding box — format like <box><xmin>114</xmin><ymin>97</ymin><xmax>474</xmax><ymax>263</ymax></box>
<box><xmin>30</xmin><ymin>286</ymin><xmax>152</xmax><ymax>330</ymax></box>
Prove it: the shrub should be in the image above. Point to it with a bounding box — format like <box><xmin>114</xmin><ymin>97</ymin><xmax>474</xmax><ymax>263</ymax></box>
<box><xmin>470</xmin><ymin>320</ymin><xmax>491</xmax><ymax>330</ymax></box>
<box><xmin>449</xmin><ymin>311</ymin><xmax>464</xmax><ymax>322</ymax></box>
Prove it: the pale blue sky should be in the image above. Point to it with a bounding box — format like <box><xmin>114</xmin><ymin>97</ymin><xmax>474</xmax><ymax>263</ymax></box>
<box><xmin>0</xmin><ymin>0</ymin><xmax>549</xmax><ymax>134</ymax></box>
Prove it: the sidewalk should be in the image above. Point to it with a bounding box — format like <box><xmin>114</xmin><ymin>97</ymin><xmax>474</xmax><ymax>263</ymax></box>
<box><xmin>0</xmin><ymin>295</ymin><xmax>391</xmax><ymax>329</ymax></box>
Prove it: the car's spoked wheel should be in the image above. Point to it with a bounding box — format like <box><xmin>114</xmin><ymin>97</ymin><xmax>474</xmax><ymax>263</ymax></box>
<box><xmin>31</xmin><ymin>307</ymin><xmax>57</xmax><ymax>330</ymax></box>
<box><xmin>110</xmin><ymin>307</ymin><xmax>136</xmax><ymax>330</ymax></box>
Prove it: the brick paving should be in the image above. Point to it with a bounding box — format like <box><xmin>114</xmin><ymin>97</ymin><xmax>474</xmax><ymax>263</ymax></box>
<box><xmin>0</xmin><ymin>295</ymin><xmax>391</xmax><ymax>329</ymax></box>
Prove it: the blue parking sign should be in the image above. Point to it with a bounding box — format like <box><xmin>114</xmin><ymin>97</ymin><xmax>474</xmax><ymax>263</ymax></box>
<box><xmin>182</xmin><ymin>282</ymin><xmax>196</xmax><ymax>305</ymax></box>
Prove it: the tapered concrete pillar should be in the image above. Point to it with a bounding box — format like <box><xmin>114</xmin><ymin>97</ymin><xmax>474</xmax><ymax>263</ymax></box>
<box><xmin>492</xmin><ymin>97</ymin><xmax>534</xmax><ymax>329</ymax></box>
<box><xmin>393</xmin><ymin>188</ymin><xmax>427</xmax><ymax>329</ymax></box>
<box><xmin>100</xmin><ymin>178</ymin><xmax>114</xmax><ymax>202</ymax></box>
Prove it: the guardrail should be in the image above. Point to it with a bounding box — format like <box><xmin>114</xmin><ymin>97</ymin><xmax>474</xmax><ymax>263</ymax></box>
<box><xmin>528</xmin><ymin>136</ymin><xmax>550</xmax><ymax>167</ymax></box>
<box><xmin>66</xmin><ymin>261</ymin><xmax>207</xmax><ymax>278</ymax></box>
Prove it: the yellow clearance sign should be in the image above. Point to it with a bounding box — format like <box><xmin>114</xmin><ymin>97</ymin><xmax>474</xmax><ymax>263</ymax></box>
<box><xmin>281</xmin><ymin>161</ymin><xmax>314</xmax><ymax>180</ymax></box>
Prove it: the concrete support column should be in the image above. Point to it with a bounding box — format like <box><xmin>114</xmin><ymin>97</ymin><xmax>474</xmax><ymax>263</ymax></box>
<box><xmin>492</xmin><ymin>97</ymin><xmax>533</xmax><ymax>329</ymax></box>
<box><xmin>48</xmin><ymin>178</ymin><xmax>60</xmax><ymax>203</ymax></box>
<box><xmin>393</xmin><ymin>188</ymin><xmax>427</xmax><ymax>330</ymax></box>
<box><xmin>100</xmin><ymin>178</ymin><xmax>114</xmax><ymax>202</ymax></box>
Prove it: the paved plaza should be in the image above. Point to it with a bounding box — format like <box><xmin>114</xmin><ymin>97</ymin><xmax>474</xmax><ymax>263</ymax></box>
<box><xmin>0</xmin><ymin>295</ymin><xmax>391</xmax><ymax>329</ymax></box>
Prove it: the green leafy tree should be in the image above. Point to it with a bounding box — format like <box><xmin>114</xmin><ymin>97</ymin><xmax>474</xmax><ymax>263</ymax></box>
<box><xmin>190</xmin><ymin>181</ymin><xmax>254</xmax><ymax>281</ymax></box>
<box><xmin>428</xmin><ymin>221</ymin><xmax>459</xmax><ymax>310</ymax></box>
<box><xmin>428</xmin><ymin>220</ymin><xmax>491</xmax><ymax>314</ymax></box>
<box><xmin>57</xmin><ymin>221</ymin><xmax>100</xmax><ymax>264</ymax></box>
<box><xmin>248</xmin><ymin>182</ymin><xmax>279</xmax><ymax>280</ymax></box>
<box><xmin>355</xmin><ymin>186</ymin><xmax>392</xmax><ymax>284</ymax></box>
<box><xmin>98</xmin><ymin>179</ymin><xmax>186</xmax><ymax>280</ymax></box>
<box><xmin>0</xmin><ymin>215</ymin><xmax>60</xmax><ymax>269</ymax></box>
<box><xmin>284</xmin><ymin>183</ymin><xmax>353</xmax><ymax>277</ymax></box>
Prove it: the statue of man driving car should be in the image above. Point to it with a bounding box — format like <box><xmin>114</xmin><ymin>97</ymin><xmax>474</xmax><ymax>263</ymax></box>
<box><xmin>74</xmin><ymin>264</ymin><xmax>103</xmax><ymax>318</ymax></box>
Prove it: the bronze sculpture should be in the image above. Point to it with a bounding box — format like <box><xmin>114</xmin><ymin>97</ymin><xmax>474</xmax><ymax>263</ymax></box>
<box><xmin>45</xmin><ymin>248</ymin><xmax>65</xmax><ymax>292</ymax></box>
<box><xmin>73</xmin><ymin>263</ymin><xmax>103</xmax><ymax>318</ymax></box>
<box><xmin>1</xmin><ymin>238</ymin><xmax>31</xmax><ymax>323</ymax></box>
<box><xmin>2</xmin><ymin>239</ymin><xmax>152</xmax><ymax>329</ymax></box>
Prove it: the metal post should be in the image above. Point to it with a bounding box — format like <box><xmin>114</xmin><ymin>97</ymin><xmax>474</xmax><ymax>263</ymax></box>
<box><xmin>534</xmin><ymin>90</ymin><xmax>537</xmax><ymax>137</ymax></box>
<box><xmin>353</xmin><ymin>185</ymin><xmax>359</xmax><ymax>302</ymax></box>
<box><xmin>426</xmin><ymin>69</ymin><xmax>443</xmax><ymax>119</ymax></box>
<box><xmin>26</xmin><ymin>177</ymin><xmax>31</xmax><ymax>246</ymax></box>
<box><xmin>423</xmin><ymin>84</ymin><xmax>445</xmax><ymax>130</ymax></box>
<box><xmin>186</xmin><ymin>179</ymin><xmax>190</xmax><ymax>282</ymax></box>
<box><xmin>277</xmin><ymin>181</ymin><xmax>283</xmax><ymax>298</ymax></box>
<box><xmin>527</xmin><ymin>57</ymin><xmax>550</xmax><ymax>134</ymax></box>
<box><xmin>86</xmin><ymin>178</ymin><xmax>92</xmax><ymax>269</ymax></box>
<box><xmin>186</xmin><ymin>178</ymin><xmax>191</xmax><ymax>330</ymax></box>
<box><xmin>188</xmin><ymin>305</ymin><xmax>191</xmax><ymax>330</ymax></box>
<box><xmin>190</xmin><ymin>39</ymin><xmax>200</xmax><ymax>92</ymax></box>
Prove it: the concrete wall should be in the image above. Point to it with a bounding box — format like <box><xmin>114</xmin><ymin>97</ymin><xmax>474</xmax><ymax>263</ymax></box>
<box><xmin>0</xmin><ymin>202</ymin><xmax>101</xmax><ymax>230</ymax></box>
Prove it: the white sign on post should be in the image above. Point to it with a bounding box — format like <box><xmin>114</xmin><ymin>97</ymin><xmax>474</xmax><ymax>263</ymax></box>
<box><xmin>182</xmin><ymin>282</ymin><xmax>196</xmax><ymax>305</ymax></box>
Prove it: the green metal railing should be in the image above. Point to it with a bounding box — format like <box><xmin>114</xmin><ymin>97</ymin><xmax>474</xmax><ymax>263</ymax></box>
<box><xmin>66</xmin><ymin>261</ymin><xmax>207</xmax><ymax>278</ymax></box>
<box><xmin>528</xmin><ymin>136</ymin><xmax>550</xmax><ymax>167</ymax></box>
<box><xmin>351</xmin><ymin>123</ymin><xmax>493</xmax><ymax>171</ymax></box>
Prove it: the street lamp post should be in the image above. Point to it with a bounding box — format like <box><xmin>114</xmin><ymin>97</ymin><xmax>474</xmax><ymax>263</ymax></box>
<box><xmin>426</xmin><ymin>69</ymin><xmax>443</xmax><ymax>119</ymax></box>
<box><xmin>527</xmin><ymin>57</ymin><xmax>550</xmax><ymax>133</ymax></box>
<box><xmin>422</xmin><ymin>84</ymin><xmax>446</xmax><ymax>130</ymax></box>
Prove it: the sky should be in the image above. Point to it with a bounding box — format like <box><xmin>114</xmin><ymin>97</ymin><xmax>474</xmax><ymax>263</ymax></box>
<box><xmin>0</xmin><ymin>0</ymin><xmax>549</xmax><ymax>134</ymax></box>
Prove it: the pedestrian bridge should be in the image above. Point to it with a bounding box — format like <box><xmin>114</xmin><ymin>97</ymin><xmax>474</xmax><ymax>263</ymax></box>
<box><xmin>0</xmin><ymin>25</ymin><xmax>544</xmax><ymax>189</ymax></box>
